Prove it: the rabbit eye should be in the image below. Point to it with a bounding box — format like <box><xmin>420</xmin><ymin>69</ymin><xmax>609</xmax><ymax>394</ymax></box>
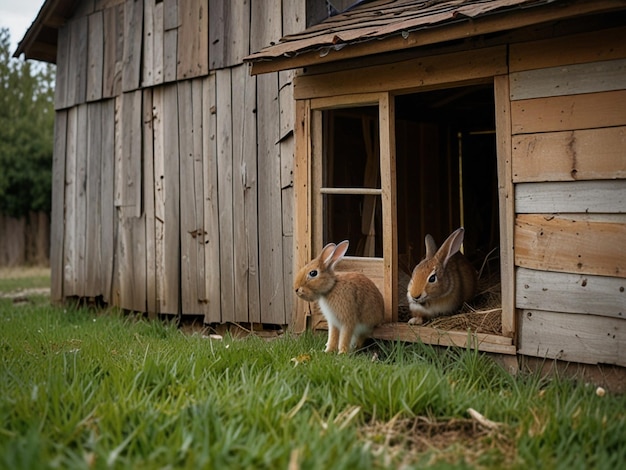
<box><xmin>309</xmin><ymin>269</ymin><xmax>318</xmax><ymax>278</ymax></box>
<box><xmin>428</xmin><ymin>273</ymin><xmax>437</xmax><ymax>283</ymax></box>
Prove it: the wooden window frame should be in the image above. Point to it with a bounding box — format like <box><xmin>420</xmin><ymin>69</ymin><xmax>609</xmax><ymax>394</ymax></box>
<box><xmin>293</xmin><ymin>46</ymin><xmax>516</xmax><ymax>354</ymax></box>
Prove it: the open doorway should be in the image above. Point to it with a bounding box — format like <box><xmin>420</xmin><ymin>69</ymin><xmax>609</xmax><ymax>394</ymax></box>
<box><xmin>395</xmin><ymin>84</ymin><xmax>501</xmax><ymax>327</ymax></box>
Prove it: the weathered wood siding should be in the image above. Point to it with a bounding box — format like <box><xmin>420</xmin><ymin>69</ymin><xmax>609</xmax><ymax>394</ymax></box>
<box><xmin>510</xmin><ymin>26</ymin><xmax>626</xmax><ymax>366</ymax></box>
<box><xmin>51</xmin><ymin>0</ymin><xmax>306</xmax><ymax>325</ymax></box>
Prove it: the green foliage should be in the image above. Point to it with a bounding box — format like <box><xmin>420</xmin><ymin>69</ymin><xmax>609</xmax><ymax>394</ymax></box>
<box><xmin>1</xmin><ymin>300</ymin><xmax>625</xmax><ymax>469</ymax></box>
<box><xmin>0</xmin><ymin>28</ymin><xmax>55</xmax><ymax>217</ymax></box>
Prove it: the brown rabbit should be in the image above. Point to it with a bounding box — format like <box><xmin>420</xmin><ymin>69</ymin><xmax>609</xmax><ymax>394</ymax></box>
<box><xmin>294</xmin><ymin>240</ymin><xmax>384</xmax><ymax>353</ymax></box>
<box><xmin>406</xmin><ymin>227</ymin><xmax>477</xmax><ymax>325</ymax></box>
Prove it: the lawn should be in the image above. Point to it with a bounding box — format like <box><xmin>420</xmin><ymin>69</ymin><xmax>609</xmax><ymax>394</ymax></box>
<box><xmin>1</xmin><ymin>269</ymin><xmax>625</xmax><ymax>469</ymax></box>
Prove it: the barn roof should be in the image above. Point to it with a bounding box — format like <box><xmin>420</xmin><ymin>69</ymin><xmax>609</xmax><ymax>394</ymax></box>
<box><xmin>244</xmin><ymin>0</ymin><xmax>626</xmax><ymax>74</ymax></box>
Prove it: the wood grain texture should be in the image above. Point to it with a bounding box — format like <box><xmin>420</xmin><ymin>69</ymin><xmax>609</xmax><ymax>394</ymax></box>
<box><xmin>512</xmin><ymin>127</ymin><xmax>626</xmax><ymax>183</ymax></box>
<box><xmin>87</xmin><ymin>11</ymin><xmax>104</xmax><ymax>102</ymax></box>
<box><xmin>122</xmin><ymin>0</ymin><xmax>143</xmax><ymax>91</ymax></box>
<box><xmin>511</xmin><ymin>90</ymin><xmax>626</xmax><ymax>135</ymax></box>
<box><xmin>103</xmin><ymin>3</ymin><xmax>124</xmax><ymax>98</ymax></box>
<box><xmin>516</xmin><ymin>180</ymin><xmax>626</xmax><ymax>214</ymax></box>
<box><xmin>100</xmin><ymin>99</ymin><xmax>116</xmax><ymax>304</ymax></box>
<box><xmin>518</xmin><ymin>309</ymin><xmax>625</xmax><ymax>367</ymax></box>
<box><xmin>516</xmin><ymin>267</ymin><xmax>625</xmax><ymax>319</ymax></box>
<box><xmin>177</xmin><ymin>0</ymin><xmax>208</xmax><ymax>79</ymax></box>
<box><xmin>515</xmin><ymin>214</ymin><xmax>626</xmax><ymax>279</ymax></box>
<box><xmin>50</xmin><ymin>111</ymin><xmax>68</xmax><ymax>300</ymax></box>
<box><xmin>85</xmin><ymin>102</ymin><xmax>103</xmax><ymax>296</ymax></box>
<box><xmin>142</xmin><ymin>90</ymin><xmax>157</xmax><ymax>316</ymax></box>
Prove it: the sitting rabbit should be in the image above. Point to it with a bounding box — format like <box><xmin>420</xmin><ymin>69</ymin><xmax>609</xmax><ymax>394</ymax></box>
<box><xmin>407</xmin><ymin>227</ymin><xmax>477</xmax><ymax>325</ymax></box>
<box><xmin>294</xmin><ymin>240</ymin><xmax>384</xmax><ymax>353</ymax></box>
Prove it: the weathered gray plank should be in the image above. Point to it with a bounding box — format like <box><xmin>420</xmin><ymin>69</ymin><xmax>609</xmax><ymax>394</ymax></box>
<box><xmin>116</xmin><ymin>208</ymin><xmax>147</xmax><ymax>312</ymax></box>
<box><xmin>85</xmin><ymin>102</ymin><xmax>103</xmax><ymax>296</ymax></box>
<box><xmin>67</xmin><ymin>18</ymin><xmax>89</xmax><ymax>106</ymax></box>
<box><xmin>63</xmin><ymin>108</ymin><xmax>78</xmax><ymax>295</ymax></box>
<box><xmin>100</xmin><ymin>99</ymin><xmax>116</xmax><ymax>303</ymax></box>
<box><xmin>515</xmin><ymin>180</ymin><xmax>626</xmax><ymax>214</ymax></box>
<box><xmin>216</xmin><ymin>69</ymin><xmax>235</xmax><ymax>322</ymax></box>
<box><xmin>142</xmin><ymin>0</ymin><xmax>155</xmax><ymax>87</ymax></box>
<box><xmin>122</xmin><ymin>0</ymin><xmax>143</xmax><ymax>92</ymax></box>
<box><xmin>518</xmin><ymin>309</ymin><xmax>626</xmax><ymax>367</ymax></box>
<box><xmin>177</xmin><ymin>0</ymin><xmax>208</xmax><ymax>79</ymax></box>
<box><xmin>74</xmin><ymin>104</ymin><xmax>89</xmax><ymax>297</ymax></box>
<box><xmin>153</xmin><ymin>0</ymin><xmax>164</xmax><ymax>85</ymax></box>
<box><xmin>510</xmin><ymin>58</ymin><xmax>626</xmax><ymax>101</ymax></box>
<box><xmin>102</xmin><ymin>3</ymin><xmax>124</xmax><ymax>98</ymax></box>
<box><xmin>232</xmin><ymin>65</ymin><xmax>258</xmax><ymax>323</ymax></box>
<box><xmin>202</xmin><ymin>74</ymin><xmax>221</xmax><ymax>324</ymax></box>
<box><xmin>250</xmin><ymin>0</ymin><xmax>281</xmax><ymax>54</ymax></box>
<box><xmin>516</xmin><ymin>267</ymin><xmax>626</xmax><ymax>319</ymax></box>
<box><xmin>209</xmin><ymin>1</ymin><xmax>250</xmax><ymax>69</ymax></box>
<box><xmin>143</xmin><ymin>89</ymin><xmax>157</xmax><ymax>316</ymax></box>
<box><xmin>50</xmin><ymin>111</ymin><xmax>67</xmax><ymax>300</ymax></box>
<box><xmin>163</xmin><ymin>0</ymin><xmax>178</xmax><ymax>82</ymax></box>
<box><xmin>119</xmin><ymin>90</ymin><xmax>143</xmax><ymax>217</ymax></box>
<box><xmin>54</xmin><ymin>24</ymin><xmax>70</xmax><ymax>109</ymax></box>
<box><xmin>152</xmin><ymin>86</ymin><xmax>167</xmax><ymax>313</ymax></box>
<box><xmin>257</xmin><ymin>72</ymin><xmax>286</xmax><ymax>324</ymax></box>
<box><xmin>87</xmin><ymin>11</ymin><xmax>104</xmax><ymax>101</ymax></box>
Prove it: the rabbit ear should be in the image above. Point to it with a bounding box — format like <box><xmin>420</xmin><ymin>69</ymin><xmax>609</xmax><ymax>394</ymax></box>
<box><xmin>424</xmin><ymin>234</ymin><xmax>437</xmax><ymax>258</ymax></box>
<box><xmin>436</xmin><ymin>227</ymin><xmax>465</xmax><ymax>267</ymax></box>
<box><xmin>327</xmin><ymin>240</ymin><xmax>349</xmax><ymax>270</ymax></box>
<box><xmin>319</xmin><ymin>243</ymin><xmax>337</xmax><ymax>266</ymax></box>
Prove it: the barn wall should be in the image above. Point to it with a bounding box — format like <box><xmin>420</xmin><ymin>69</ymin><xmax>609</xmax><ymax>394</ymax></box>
<box><xmin>509</xmin><ymin>25</ymin><xmax>626</xmax><ymax>367</ymax></box>
<box><xmin>50</xmin><ymin>0</ymin><xmax>306</xmax><ymax>325</ymax></box>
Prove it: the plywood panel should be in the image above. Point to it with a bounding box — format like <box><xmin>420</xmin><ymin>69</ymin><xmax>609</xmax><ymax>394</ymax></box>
<box><xmin>510</xmin><ymin>58</ymin><xmax>626</xmax><ymax>101</ymax></box>
<box><xmin>509</xmin><ymin>26</ymin><xmax>626</xmax><ymax>73</ymax></box>
<box><xmin>87</xmin><ymin>11</ymin><xmax>104</xmax><ymax>102</ymax></box>
<box><xmin>511</xmin><ymin>90</ymin><xmax>626</xmax><ymax>134</ymax></box>
<box><xmin>257</xmin><ymin>72</ymin><xmax>287</xmax><ymax>324</ymax></box>
<box><xmin>512</xmin><ymin>127</ymin><xmax>626</xmax><ymax>183</ymax></box>
<box><xmin>102</xmin><ymin>3</ymin><xmax>124</xmax><ymax>98</ymax></box>
<box><xmin>122</xmin><ymin>0</ymin><xmax>143</xmax><ymax>92</ymax></box>
<box><xmin>202</xmin><ymin>74</ymin><xmax>221</xmax><ymax>323</ymax></box>
<box><xmin>516</xmin><ymin>267</ymin><xmax>625</xmax><ymax>319</ymax></box>
<box><xmin>516</xmin><ymin>180</ymin><xmax>626</xmax><ymax>214</ymax></box>
<box><xmin>232</xmin><ymin>65</ymin><xmax>259</xmax><ymax>323</ymax></box>
<box><xmin>518</xmin><ymin>309</ymin><xmax>625</xmax><ymax>367</ymax></box>
<box><xmin>515</xmin><ymin>214</ymin><xmax>626</xmax><ymax>279</ymax></box>
<box><xmin>50</xmin><ymin>111</ymin><xmax>67</xmax><ymax>300</ymax></box>
<box><xmin>177</xmin><ymin>0</ymin><xmax>208</xmax><ymax>79</ymax></box>
<box><xmin>294</xmin><ymin>46</ymin><xmax>507</xmax><ymax>100</ymax></box>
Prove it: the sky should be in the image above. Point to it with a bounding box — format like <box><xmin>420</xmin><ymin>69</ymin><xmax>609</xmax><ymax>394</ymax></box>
<box><xmin>0</xmin><ymin>0</ymin><xmax>45</xmax><ymax>56</ymax></box>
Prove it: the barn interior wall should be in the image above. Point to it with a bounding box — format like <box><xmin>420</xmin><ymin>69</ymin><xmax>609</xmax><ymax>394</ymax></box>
<box><xmin>50</xmin><ymin>0</ymin><xmax>306</xmax><ymax>326</ymax></box>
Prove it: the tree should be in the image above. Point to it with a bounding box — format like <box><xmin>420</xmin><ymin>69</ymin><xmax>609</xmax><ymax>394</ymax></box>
<box><xmin>0</xmin><ymin>28</ymin><xmax>56</xmax><ymax>217</ymax></box>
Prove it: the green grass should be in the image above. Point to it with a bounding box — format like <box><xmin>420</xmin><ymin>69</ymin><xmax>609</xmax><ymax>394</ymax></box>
<box><xmin>1</xmin><ymin>280</ymin><xmax>625</xmax><ymax>469</ymax></box>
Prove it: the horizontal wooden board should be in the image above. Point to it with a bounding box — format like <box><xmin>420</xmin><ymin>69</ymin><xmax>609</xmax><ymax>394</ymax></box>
<box><xmin>515</xmin><ymin>214</ymin><xmax>626</xmax><ymax>279</ymax></box>
<box><xmin>511</xmin><ymin>90</ymin><xmax>626</xmax><ymax>134</ymax></box>
<box><xmin>512</xmin><ymin>126</ymin><xmax>626</xmax><ymax>182</ymax></box>
<box><xmin>515</xmin><ymin>180</ymin><xmax>626</xmax><ymax>214</ymax></box>
<box><xmin>510</xmin><ymin>58</ymin><xmax>626</xmax><ymax>101</ymax></box>
<box><xmin>335</xmin><ymin>257</ymin><xmax>385</xmax><ymax>296</ymax></box>
<box><xmin>516</xmin><ymin>267</ymin><xmax>625</xmax><ymax>319</ymax></box>
<box><xmin>509</xmin><ymin>25</ymin><xmax>626</xmax><ymax>73</ymax></box>
<box><xmin>372</xmin><ymin>322</ymin><xmax>516</xmax><ymax>355</ymax></box>
<box><xmin>518</xmin><ymin>309</ymin><xmax>626</xmax><ymax>367</ymax></box>
<box><xmin>294</xmin><ymin>46</ymin><xmax>506</xmax><ymax>99</ymax></box>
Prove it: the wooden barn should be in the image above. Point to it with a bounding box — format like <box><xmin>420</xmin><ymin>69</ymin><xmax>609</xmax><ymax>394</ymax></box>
<box><xmin>17</xmin><ymin>0</ymin><xmax>626</xmax><ymax>370</ymax></box>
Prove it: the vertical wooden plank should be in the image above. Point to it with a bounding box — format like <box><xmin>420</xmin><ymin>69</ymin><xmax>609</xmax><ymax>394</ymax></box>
<box><xmin>163</xmin><ymin>0</ymin><xmax>178</xmax><ymax>83</ymax></box>
<box><xmin>250</xmin><ymin>0</ymin><xmax>281</xmax><ymax>54</ymax></box>
<box><xmin>54</xmin><ymin>24</ymin><xmax>70</xmax><ymax>110</ymax></box>
<box><xmin>87</xmin><ymin>11</ymin><xmax>104</xmax><ymax>102</ymax></box>
<box><xmin>209</xmin><ymin>1</ymin><xmax>250</xmax><ymax>69</ymax></box>
<box><xmin>178</xmin><ymin>80</ymin><xmax>205</xmax><ymax>315</ymax></box>
<box><xmin>177</xmin><ymin>0</ymin><xmax>208</xmax><ymax>79</ymax></box>
<box><xmin>202</xmin><ymin>74</ymin><xmax>221</xmax><ymax>323</ymax></box>
<box><xmin>292</xmin><ymin>99</ymin><xmax>311</xmax><ymax>332</ymax></box>
<box><xmin>162</xmin><ymin>84</ymin><xmax>181</xmax><ymax>314</ymax></box>
<box><xmin>67</xmin><ymin>18</ymin><xmax>89</xmax><ymax>106</ymax></box>
<box><xmin>282</xmin><ymin>0</ymin><xmax>305</xmax><ymax>36</ymax></box>
<box><xmin>102</xmin><ymin>3</ymin><xmax>124</xmax><ymax>98</ymax></box>
<box><xmin>50</xmin><ymin>111</ymin><xmax>68</xmax><ymax>300</ymax></box>
<box><xmin>379</xmin><ymin>92</ymin><xmax>397</xmax><ymax>322</ymax></box>
<box><xmin>75</xmin><ymin>104</ymin><xmax>89</xmax><ymax>297</ymax></box>
<box><xmin>122</xmin><ymin>0</ymin><xmax>143</xmax><ymax>92</ymax></box>
<box><xmin>119</xmin><ymin>91</ymin><xmax>143</xmax><ymax>217</ymax></box>
<box><xmin>191</xmin><ymin>80</ymin><xmax>206</xmax><ymax>306</ymax></box>
<box><xmin>216</xmin><ymin>69</ymin><xmax>235</xmax><ymax>322</ymax></box>
<box><xmin>153</xmin><ymin>0</ymin><xmax>164</xmax><ymax>85</ymax></box>
<box><xmin>85</xmin><ymin>102</ymin><xmax>103</xmax><ymax>296</ymax></box>
<box><xmin>142</xmin><ymin>0</ymin><xmax>155</xmax><ymax>88</ymax></box>
<box><xmin>100</xmin><ymin>99</ymin><xmax>116</xmax><ymax>303</ymax></box>
<box><xmin>152</xmin><ymin>86</ymin><xmax>167</xmax><ymax>313</ymax></box>
<box><xmin>257</xmin><ymin>72</ymin><xmax>286</xmax><ymax>324</ymax></box>
<box><xmin>63</xmin><ymin>107</ymin><xmax>78</xmax><ymax>295</ymax></box>
<box><xmin>143</xmin><ymin>89</ymin><xmax>157</xmax><ymax>316</ymax></box>
<box><xmin>232</xmin><ymin>65</ymin><xmax>259</xmax><ymax>323</ymax></box>
<box><xmin>494</xmin><ymin>74</ymin><xmax>516</xmax><ymax>338</ymax></box>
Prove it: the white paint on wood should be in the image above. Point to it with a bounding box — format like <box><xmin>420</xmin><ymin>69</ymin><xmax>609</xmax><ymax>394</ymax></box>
<box><xmin>516</xmin><ymin>180</ymin><xmax>626</xmax><ymax>214</ymax></box>
<box><xmin>516</xmin><ymin>267</ymin><xmax>626</xmax><ymax>319</ymax></box>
